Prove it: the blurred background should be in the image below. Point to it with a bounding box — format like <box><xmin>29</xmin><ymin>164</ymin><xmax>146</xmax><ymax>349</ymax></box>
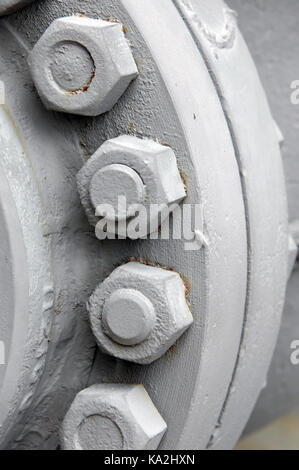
<box><xmin>227</xmin><ymin>0</ymin><xmax>299</xmax><ymax>450</ymax></box>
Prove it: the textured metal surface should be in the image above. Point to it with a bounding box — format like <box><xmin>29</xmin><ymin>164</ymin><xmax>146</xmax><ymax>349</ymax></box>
<box><xmin>288</xmin><ymin>232</ymin><xmax>297</xmax><ymax>280</ymax></box>
<box><xmin>29</xmin><ymin>16</ymin><xmax>138</xmax><ymax>116</ymax></box>
<box><xmin>0</xmin><ymin>0</ymin><xmax>34</xmax><ymax>16</ymax></box>
<box><xmin>0</xmin><ymin>105</ymin><xmax>52</xmax><ymax>447</ymax></box>
<box><xmin>77</xmin><ymin>135</ymin><xmax>186</xmax><ymax>237</ymax></box>
<box><xmin>88</xmin><ymin>262</ymin><xmax>193</xmax><ymax>364</ymax></box>
<box><xmin>0</xmin><ymin>21</ymin><xmax>97</xmax><ymax>449</ymax></box>
<box><xmin>0</xmin><ymin>0</ymin><xmax>289</xmax><ymax>450</ymax></box>
<box><xmin>60</xmin><ymin>384</ymin><xmax>167</xmax><ymax>450</ymax></box>
<box><xmin>226</xmin><ymin>0</ymin><xmax>299</xmax><ymax>434</ymax></box>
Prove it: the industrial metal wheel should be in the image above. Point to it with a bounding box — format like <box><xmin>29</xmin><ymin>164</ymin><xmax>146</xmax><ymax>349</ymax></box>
<box><xmin>0</xmin><ymin>0</ymin><xmax>288</xmax><ymax>450</ymax></box>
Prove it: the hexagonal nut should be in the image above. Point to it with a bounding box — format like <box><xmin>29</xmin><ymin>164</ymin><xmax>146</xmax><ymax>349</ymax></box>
<box><xmin>77</xmin><ymin>135</ymin><xmax>186</xmax><ymax>237</ymax></box>
<box><xmin>288</xmin><ymin>233</ymin><xmax>298</xmax><ymax>279</ymax></box>
<box><xmin>0</xmin><ymin>0</ymin><xmax>33</xmax><ymax>15</ymax></box>
<box><xmin>88</xmin><ymin>261</ymin><xmax>193</xmax><ymax>364</ymax></box>
<box><xmin>28</xmin><ymin>16</ymin><xmax>138</xmax><ymax>116</ymax></box>
<box><xmin>60</xmin><ymin>384</ymin><xmax>167</xmax><ymax>450</ymax></box>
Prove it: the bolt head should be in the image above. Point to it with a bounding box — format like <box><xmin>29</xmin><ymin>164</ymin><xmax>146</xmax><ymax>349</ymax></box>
<box><xmin>28</xmin><ymin>16</ymin><xmax>138</xmax><ymax>116</ymax></box>
<box><xmin>88</xmin><ymin>262</ymin><xmax>193</xmax><ymax>364</ymax></box>
<box><xmin>77</xmin><ymin>135</ymin><xmax>186</xmax><ymax>237</ymax></box>
<box><xmin>102</xmin><ymin>288</ymin><xmax>156</xmax><ymax>346</ymax></box>
<box><xmin>60</xmin><ymin>384</ymin><xmax>167</xmax><ymax>450</ymax></box>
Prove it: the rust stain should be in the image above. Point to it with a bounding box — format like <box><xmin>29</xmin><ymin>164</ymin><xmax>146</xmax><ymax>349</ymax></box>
<box><xmin>107</xmin><ymin>18</ymin><xmax>120</xmax><ymax>24</ymax></box>
<box><xmin>134</xmin><ymin>58</ymin><xmax>142</xmax><ymax>74</ymax></box>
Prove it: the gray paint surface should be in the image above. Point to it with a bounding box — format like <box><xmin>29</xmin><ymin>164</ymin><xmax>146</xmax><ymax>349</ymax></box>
<box><xmin>60</xmin><ymin>384</ymin><xmax>167</xmax><ymax>450</ymax></box>
<box><xmin>0</xmin><ymin>22</ymin><xmax>97</xmax><ymax>449</ymax></box>
<box><xmin>0</xmin><ymin>0</ymin><xmax>290</xmax><ymax>449</ymax></box>
<box><xmin>227</xmin><ymin>0</ymin><xmax>299</xmax><ymax>221</ymax></box>
<box><xmin>0</xmin><ymin>0</ymin><xmax>33</xmax><ymax>16</ymax></box>
<box><xmin>29</xmin><ymin>16</ymin><xmax>138</xmax><ymax>116</ymax></box>
<box><xmin>227</xmin><ymin>0</ymin><xmax>299</xmax><ymax>432</ymax></box>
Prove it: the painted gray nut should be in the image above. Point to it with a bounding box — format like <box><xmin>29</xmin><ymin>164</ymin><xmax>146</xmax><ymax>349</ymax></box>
<box><xmin>28</xmin><ymin>16</ymin><xmax>138</xmax><ymax>116</ymax></box>
<box><xmin>60</xmin><ymin>384</ymin><xmax>167</xmax><ymax>450</ymax></box>
<box><xmin>0</xmin><ymin>0</ymin><xmax>34</xmax><ymax>15</ymax></box>
<box><xmin>88</xmin><ymin>261</ymin><xmax>193</xmax><ymax>364</ymax></box>
<box><xmin>77</xmin><ymin>135</ymin><xmax>186</xmax><ymax>238</ymax></box>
